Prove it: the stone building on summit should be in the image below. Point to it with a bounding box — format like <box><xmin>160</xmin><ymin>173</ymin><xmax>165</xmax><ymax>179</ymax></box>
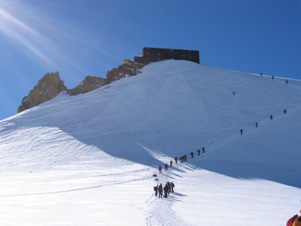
<box><xmin>134</xmin><ymin>47</ymin><xmax>200</xmax><ymax>64</ymax></box>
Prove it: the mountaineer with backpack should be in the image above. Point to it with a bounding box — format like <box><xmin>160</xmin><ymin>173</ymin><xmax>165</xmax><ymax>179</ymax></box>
<box><xmin>287</xmin><ymin>210</ymin><xmax>301</xmax><ymax>226</ymax></box>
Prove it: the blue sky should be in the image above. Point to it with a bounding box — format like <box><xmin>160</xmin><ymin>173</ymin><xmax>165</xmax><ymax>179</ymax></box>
<box><xmin>0</xmin><ymin>0</ymin><xmax>301</xmax><ymax>120</ymax></box>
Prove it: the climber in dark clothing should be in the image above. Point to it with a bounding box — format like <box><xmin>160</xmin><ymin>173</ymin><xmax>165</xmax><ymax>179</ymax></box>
<box><xmin>154</xmin><ymin>185</ymin><xmax>158</xmax><ymax>196</ymax></box>
<box><xmin>158</xmin><ymin>166</ymin><xmax>162</xmax><ymax>173</ymax></box>
<box><xmin>165</xmin><ymin>163</ymin><xmax>168</xmax><ymax>171</ymax></box>
<box><xmin>164</xmin><ymin>183</ymin><xmax>169</xmax><ymax>198</ymax></box>
<box><xmin>197</xmin><ymin>149</ymin><xmax>200</xmax><ymax>156</ymax></box>
<box><xmin>174</xmin><ymin>156</ymin><xmax>178</xmax><ymax>164</ymax></box>
<box><xmin>170</xmin><ymin>182</ymin><xmax>175</xmax><ymax>193</ymax></box>
<box><xmin>190</xmin><ymin>152</ymin><xmax>194</xmax><ymax>159</ymax></box>
<box><xmin>158</xmin><ymin>184</ymin><xmax>163</xmax><ymax>198</ymax></box>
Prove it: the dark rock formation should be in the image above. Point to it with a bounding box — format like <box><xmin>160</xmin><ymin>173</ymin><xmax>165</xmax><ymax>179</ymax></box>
<box><xmin>106</xmin><ymin>62</ymin><xmax>144</xmax><ymax>83</ymax></box>
<box><xmin>17</xmin><ymin>72</ymin><xmax>67</xmax><ymax>113</ymax></box>
<box><xmin>17</xmin><ymin>62</ymin><xmax>145</xmax><ymax>113</ymax></box>
<box><xmin>67</xmin><ymin>76</ymin><xmax>107</xmax><ymax>96</ymax></box>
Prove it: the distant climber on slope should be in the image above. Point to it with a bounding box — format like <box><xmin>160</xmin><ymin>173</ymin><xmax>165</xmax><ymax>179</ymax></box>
<box><xmin>158</xmin><ymin>166</ymin><xmax>162</xmax><ymax>173</ymax></box>
<box><xmin>165</xmin><ymin>163</ymin><xmax>168</xmax><ymax>171</ymax></box>
<box><xmin>153</xmin><ymin>185</ymin><xmax>158</xmax><ymax>197</ymax></box>
<box><xmin>163</xmin><ymin>182</ymin><xmax>169</xmax><ymax>198</ymax></box>
<box><xmin>174</xmin><ymin>156</ymin><xmax>178</xmax><ymax>164</ymax></box>
<box><xmin>158</xmin><ymin>184</ymin><xmax>163</xmax><ymax>199</ymax></box>
<box><xmin>190</xmin><ymin>151</ymin><xmax>194</xmax><ymax>159</ymax></box>
<box><xmin>170</xmin><ymin>182</ymin><xmax>175</xmax><ymax>193</ymax></box>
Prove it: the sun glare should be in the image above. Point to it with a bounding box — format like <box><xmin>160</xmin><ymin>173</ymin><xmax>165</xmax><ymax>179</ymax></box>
<box><xmin>0</xmin><ymin>4</ymin><xmax>54</xmax><ymax>65</ymax></box>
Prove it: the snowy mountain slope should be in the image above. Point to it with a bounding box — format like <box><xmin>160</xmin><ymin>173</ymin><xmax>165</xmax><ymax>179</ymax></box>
<box><xmin>0</xmin><ymin>60</ymin><xmax>301</xmax><ymax>225</ymax></box>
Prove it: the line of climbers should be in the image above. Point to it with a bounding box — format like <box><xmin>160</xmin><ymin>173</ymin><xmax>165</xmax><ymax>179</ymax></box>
<box><xmin>153</xmin><ymin>147</ymin><xmax>206</xmax><ymax>199</ymax></box>
<box><xmin>260</xmin><ymin>72</ymin><xmax>289</xmax><ymax>85</ymax></box>
<box><xmin>158</xmin><ymin>147</ymin><xmax>206</xmax><ymax>173</ymax></box>
<box><xmin>240</xmin><ymin>108</ymin><xmax>287</xmax><ymax>136</ymax></box>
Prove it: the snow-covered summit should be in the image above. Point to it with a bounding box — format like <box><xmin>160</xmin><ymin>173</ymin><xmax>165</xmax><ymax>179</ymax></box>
<box><xmin>0</xmin><ymin>60</ymin><xmax>300</xmax><ymax>225</ymax></box>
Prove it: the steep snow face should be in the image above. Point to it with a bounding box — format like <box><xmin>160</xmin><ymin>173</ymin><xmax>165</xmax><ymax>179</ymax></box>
<box><xmin>0</xmin><ymin>60</ymin><xmax>301</xmax><ymax>226</ymax></box>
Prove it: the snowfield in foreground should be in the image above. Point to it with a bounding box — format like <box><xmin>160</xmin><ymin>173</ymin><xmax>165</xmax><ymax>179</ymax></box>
<box><xmin>0</xmin><ymin>60</ymin><xmax>301</xmax><ymax>225</ymax></box>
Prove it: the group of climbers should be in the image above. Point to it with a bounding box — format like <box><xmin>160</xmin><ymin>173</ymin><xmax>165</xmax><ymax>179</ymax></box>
<box><xmin>153</xmin><ymin>181</ymin><xmax>175</xmax><ymax>198</ymax></box>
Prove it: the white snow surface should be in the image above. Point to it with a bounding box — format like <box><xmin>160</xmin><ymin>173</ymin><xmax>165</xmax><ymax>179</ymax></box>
<box><xmin>0</xmin><ymin>60</ymin><xmax>301</xmax><ymax>225</ymax></box>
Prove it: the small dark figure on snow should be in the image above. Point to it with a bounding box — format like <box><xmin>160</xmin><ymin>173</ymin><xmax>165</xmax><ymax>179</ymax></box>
<box><xmin>190</xmin><ymin>152</ymin><xmax>194</xmax><ymax>159</ymax></box>
<box><xmin>170</xmin><ymin>182</ymin><xmax>175</xmax><ymax>193</ymax></box>
<box><xmin>202</xmin><ymin>147</ymin><xmax>205</xmax><ymax>153</ymax></box>
<box><xmin>255</xmin><ymin>122</ymin><xmax>258</xmax><ymax>128</ymax></box>
<box><xmin>165</xmin><ymin>163</ymin><xmax>168</xmax><ymax>171</ymax></box>
<box><xmin>158</xmin><ymin>166</ymin><xmax>162</xmax><ymax>173</ymax></box>
<box><xmin>179</xmin><ymin>156</ymin><xmax>183</xmax><ymax>163</ymax></box>
<box><xmin>166</xmin><ymin>182</ymin><xmax>171</xmax><ymax>195</ymax></box>
<box><xmin>170</xmin><ymin>160</ymin><xmax>173</xmax><ymax>167</ymax></box>
<box><xmin>284</xmin><ymin>109</ymin><xmax>287</xmax><ymax>114</ymax></box>
<box><xmin>174</xmin><ymin>156</ymin><xmax>178</xmax><ymax>164</ymax></box>
<box><xmin>270</xmin><ymin>115</ymin><xmax>273</xmax><ymax>120</ymax></box>
<box><xmin>158</xmin><ymin>184</ymin><xmax>163</xmax><ymax>198</ymax></box>
<box><xmin>164</xmin><ymin>183</ymin><xmax>169</xmax><ymax>198</ymax></box>
<box><xmin>240</xmin><ymin>129</ymin><xmax>243</xmax><ymax>135</ymax></box>
<box><xmin>286</xmin><ymin>80</ymin><xmax>288</xmax><ymax>84</ymax></box>
<box><xmin>154</xmin><ymin>185</ymin><xmax>158</xmax><ymax>196</ymax></box>
<box><xmin>197</xmin><ymin>149</ymin><xmax>200</xmax><ymax>156</ymax></box>
<box><xmin>180</xmin><ymin>155</ymin><xmax>186</xmax><ymax>163</ymax></box>
<box><xmin>272</xmin><ymin>76</ymin><xmax>275</xmax><ymax>80</ymax></box>
<box><xmin>180</xmin><ymin>155</ymin><xmax>187</xmax><ymax>163</ymax></box>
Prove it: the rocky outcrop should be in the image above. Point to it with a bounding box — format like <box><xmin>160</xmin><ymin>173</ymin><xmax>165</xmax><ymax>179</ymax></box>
<box><xmin>67</xmin><ymin>76</ymin><xmax>107</xmax><ymax>96</ymax></box>
<box><xmin>17</xmin><ymin>72</ymin><xmax>67</xmax><ymax>113</ymax></box>
<box><xmin>106</xmin><ymin>62</ymin><xmax>144</xmax><ymax>83</ymax></box>
<box><xmin>17</xmin><ymin>61</ymin><xmax>146</xmax><ymax>113</ymax></box>
<box><xmin>68</xmin><ymin>61</ymin><xmax>145</xmax><ymax>96</ymax></box>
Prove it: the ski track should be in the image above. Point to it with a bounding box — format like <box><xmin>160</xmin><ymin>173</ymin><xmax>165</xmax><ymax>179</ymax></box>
<box><xmin>0</xmin><ymin>167</ymin><xmax>152</xmax><ymax>198</ymax></box>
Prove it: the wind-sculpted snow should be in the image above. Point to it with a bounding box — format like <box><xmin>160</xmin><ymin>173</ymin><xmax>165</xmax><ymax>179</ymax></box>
<box><xmin>0</xmin><ymin>60</ymin><xmax>301</xmax><ymax>225</ymax></box>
